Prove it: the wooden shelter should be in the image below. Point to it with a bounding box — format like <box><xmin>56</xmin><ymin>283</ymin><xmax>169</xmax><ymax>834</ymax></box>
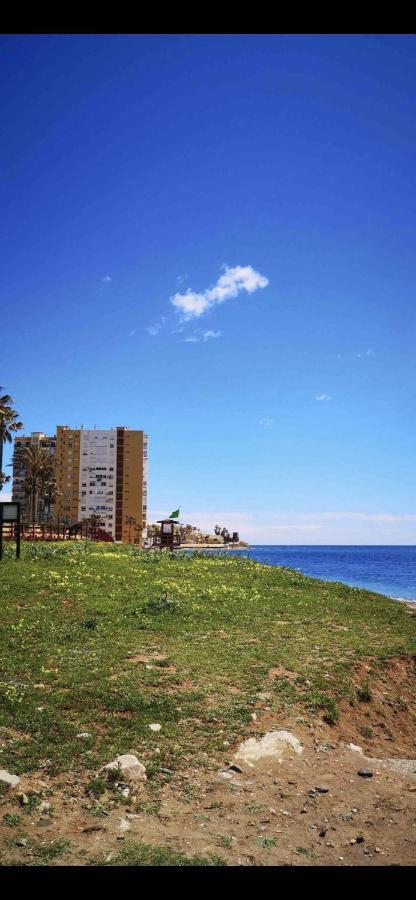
<box><xmin>156</xmin><ymin>516</ymin><xmax>182</xmax><ymax>550</ymax></box>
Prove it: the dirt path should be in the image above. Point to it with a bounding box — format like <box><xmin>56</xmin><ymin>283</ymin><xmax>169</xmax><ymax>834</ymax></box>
<box><xmin>1</xmin><ymin>658</ymin><xmax>416</xmax><ymax>867</ymax></box>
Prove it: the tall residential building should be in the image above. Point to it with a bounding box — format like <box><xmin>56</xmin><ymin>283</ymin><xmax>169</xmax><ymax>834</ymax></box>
<box><xmin>13</xmin><ymin>425</ymin><xmax>148</xmax><ymax>542</ymax></box>
<box><xmin>12</xmin><ymin>432</ymin><xmax>57</xmax><ymax>521</ymax></box>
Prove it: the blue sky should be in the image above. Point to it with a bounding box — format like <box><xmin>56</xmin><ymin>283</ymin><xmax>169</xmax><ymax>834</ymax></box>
<box><xmin>1</xmin><ymin>34</ymin><xmax>416</xmax><ymax>543</ymax></box>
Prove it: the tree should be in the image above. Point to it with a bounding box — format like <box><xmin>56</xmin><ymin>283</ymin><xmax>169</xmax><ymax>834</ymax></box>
<box><xmin>0</xmin><ymin>387</ymin><xmax>23</xmax><ymax>488</ymax></box>
<box><xmin>12</xmin><ymin>444</ymin><xmax>55</xmax><ymax>525</ymax></box>
<box><xmin>41</xmin><ymin>477</ymin><xmax>61</xmax><ymax>522</ymax></box>
<box><xmin>125</xmin><ymin>515</ymin><xmax>137</xmax><ymax>544</ymax></box>
<box><xmin>214</xmin><ymin>525</ymin><xmax>221</xmax><ymax>536</ymax></box>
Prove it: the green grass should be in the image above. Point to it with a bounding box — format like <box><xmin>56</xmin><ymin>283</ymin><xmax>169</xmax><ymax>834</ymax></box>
<box><xmin>100</xmin><ymin>840</ymin><xmax>226</xmax><ymax>866</ymax></box>
<box><xmin>0</xmin><ymin>542</ymin><xmax>414</xmax><ymax>779</ymax></box>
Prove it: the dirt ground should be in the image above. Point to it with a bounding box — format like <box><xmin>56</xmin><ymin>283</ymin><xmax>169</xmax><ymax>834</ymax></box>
<box><xmin>1</xmin><ymin>656</ymin><xmax>416</xmax><ymax>867</ymax></box>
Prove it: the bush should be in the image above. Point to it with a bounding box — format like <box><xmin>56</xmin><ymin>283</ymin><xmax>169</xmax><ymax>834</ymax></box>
<box><xmin>142</xmin><ymin>592</ymin><xmax>181</xmax><ymax>613</ymax></box>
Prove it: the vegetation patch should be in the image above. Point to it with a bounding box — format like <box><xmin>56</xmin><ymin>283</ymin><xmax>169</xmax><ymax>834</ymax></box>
<box><xmin>0</xmin><ymin>542</ymin><xmax>414</xmax><ymax>782</ymax></box>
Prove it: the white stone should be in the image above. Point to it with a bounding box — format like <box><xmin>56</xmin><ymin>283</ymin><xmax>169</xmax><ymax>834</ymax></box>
<box><xmin>0</xmin><ymin>769</ymin><xmax>20</xmax><ymax>788</ymax></box>
<box><xmin>77</xmin><ymin>732</ymin><xmax>91</xmax><ymax>739</ymax></box>
<box><xmin>102</xmin><ymin>753</ymin><xmax>147</xmax><ymax>782</ymax></box>
<box><xmin>235</xmin><ymin>731</ymin><xmax>303</xmax><ymax>768</ymax></box>
<box><xmin>148</xmin><ymin>723</ymin><xmax>161</xmax><ymax>732</ymax></box>
<box><xmin>349</xmin><ymin>743</ymin><xmax>364</xmax><ymax>754</ymax></box>
<box><xmin>118</xmin><ymin>818</ymin><xmax>130</xmax><ymax>832</ymax></box>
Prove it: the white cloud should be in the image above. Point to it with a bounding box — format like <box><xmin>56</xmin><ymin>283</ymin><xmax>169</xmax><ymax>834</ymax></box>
<box><xmin>258</xmin><ymin>418</ymin><xmax>274</xmax><ymax>427</ymax></box>
<box><xmin>101</xmin><ymin>275</ymin><xmax>112</xmax><ymax>283</ymax></box>
<box><xmin>182</xmin><ymin>330</ymin><xmax>222</xmax><ymax>344</ymax></box>
<box><xmin>315</xmin><ymin>394</ymin><xmax>331</xmax><ymax>401</ymax></box>
<box><xmin>171</xmin><ymin>264</ymin><xmax>269</xmax><ymax>319</ymax></box>
<box><xmin>357</xmin><ymin>349</ymin><xmax>374</xmax><ymax>358</ymax></box>
<box><xmin>203</xmin><ymin>330</ymin><xmax>221</xmax><ymax>341</ymax></box>
<box><xmin>146</xmin><ymin>317</ymin><xmax>167</xmax><ymax>337</ymax></box>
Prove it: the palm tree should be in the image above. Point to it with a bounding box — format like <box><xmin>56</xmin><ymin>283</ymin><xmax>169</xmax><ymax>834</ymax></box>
<box><xmin>12</xmin><ymin>444</ymin><xmax>55</xmax><ymax>526</ymax></box>
<box><xmin>125</xmin><ymin>515</ymin><xmax>137</xmax><ymax>544</ymax></box>
<box><xmin>87</xmin><ymin>513</ymin><xmax>104</xmax><ymax>530</ymax></box>
<box><xmin>41</xmin><ymin>477</ymin><xmax>60</xmax><ymax>522</ymax></box>
<box><xmin>0</xmin><ymin>387</ymin><xmax>23</xmax><ymax>489</ymax></box>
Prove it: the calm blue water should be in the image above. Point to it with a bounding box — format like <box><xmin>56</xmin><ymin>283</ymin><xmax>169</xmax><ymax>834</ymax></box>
<box><xmin>228</xmin><ymin>546</ymin><xmax>416</xmax><ymax>602</ymax></box>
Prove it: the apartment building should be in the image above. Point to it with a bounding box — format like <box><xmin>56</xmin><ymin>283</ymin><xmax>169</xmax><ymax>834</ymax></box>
<box><xmin>12</xmin><ymin>431</ymin><xmax>56</xmax><ymax>521</ymax></box>
<box><xmin>13</xmin><ymin>425</ymin><xmax>148</xmax><ymax>542</ymax></box>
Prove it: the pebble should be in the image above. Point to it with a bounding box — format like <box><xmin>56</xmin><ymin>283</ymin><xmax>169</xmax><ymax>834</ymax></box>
<box><xmin>315</xmin><ymin>785</ymin><xmax>330</xmax><ymax>793</ymax></box>
<box><xmin>148</xmin><ymin>723</ymin><xmax>161</xmax><ymax>732</ymax></box>
<box><xmin>77</xmin><ymin>732</ymin><xmax>91</xmax><ymax>739</ymax></box>
<box><xmin>357</xmin><ymin>769</ymin><xmax>373</xmax><ymax>778</ymax></box>
<box><xmin>16</xmin><ymin>838</ymin><xmax>27</xmax><ymax>847</ymax></box>
<box><xmin>228</xmin><ymin>764</ymin><xmax>243</xmax><ymax>774</ymax></box>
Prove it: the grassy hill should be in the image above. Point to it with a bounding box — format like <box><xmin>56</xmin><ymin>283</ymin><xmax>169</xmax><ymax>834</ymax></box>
<box><xmin>1</xmin><ymin>542</ymin><xmax>414</xmax><ymax>780</ymax></box>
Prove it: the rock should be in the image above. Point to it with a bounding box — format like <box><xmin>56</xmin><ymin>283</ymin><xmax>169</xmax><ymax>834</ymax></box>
<box><xmin>356</xmin><ymin>836</ymin><xmax>364</xmax><ymax>843</ymax></box>
<box><xmin>219</xmin><ymin>770</ymin><xmax>233</xmax><ymax>780</ymax></box>
<box><xmin>319</xmin><ymin>828</ymin><xmax>327</xmax><ymax>838</ymax></box>
<box><xmin>0</xmin><ymin>770</ymin><xmax>20</xmax><ymax>788</ymax></box>
<box><xmin>16</xmin><ymin>837</ymin><xmax>27</xmax><ymax>847</ymax></box>
<box><xmin>102</xmin><ymin>754</ymin><xmax>146</xmax><ymax>783</ymax></box>
<box><xmin>349</xmin><ymin>743</ymin><xmax>364</xmax><ymax>754</ymax></box>
<box><xmin>121</xmin><ymin>787</ymin><xmax>130</xmax><ymax>798</ymax></box>
<box><xmin>256</xmin><ymin>692</ymin><xmax>272</xmax><ymax>702</ymax></box>
<box><xmin>118</xmin><ymin>818</ymin><xmax>130</xmax><ymax>832</ymax></box>
<box><xmin>228</xmin><ymin>764</ymin><xmax>243</xmax><ymax>773</ymax></box>
<box><xmin>38</xmin><ymin>818</ymin><xmax>53</xmax><ymax>828</ymax></box>
<box><xmin>357</xmin><ymin>769</ymin><xmax>373</xmax><ymax>778</ymax></box>
<box><xmin>82</xmin><ymin>825</ymin><xmax>106</xmax><ymax>833</ymax></box>
<box><xmin>77</xmin><ymin>732</ymin><xmax>91</xmax><ymax>739</ymax></box>
<box><xmin>148</xmin><ymin>723</ymin><xmax>161</xmax><ymax>732</ymax></box>
<box><xmin>235</xmin><ymin>731</ymin><xmax>302</xmax><ymax>768</ymax></box>
<box><xmin>315</xmin><ymin>785</ymin><xmax>330</xmax><ymax>793</ymax></box>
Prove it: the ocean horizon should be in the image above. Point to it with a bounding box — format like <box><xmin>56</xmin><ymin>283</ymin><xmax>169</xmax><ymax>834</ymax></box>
<box><xmin>226</xmin><ymin>544</ymin><xmax>416</xmax><ymax>603</ymax></box>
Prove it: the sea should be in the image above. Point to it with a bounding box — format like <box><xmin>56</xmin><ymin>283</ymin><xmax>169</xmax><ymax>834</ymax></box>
<box><xmin>226</xmin><ymin>545</ymin><xmax>416</xmax><ymax>603</ymax></box>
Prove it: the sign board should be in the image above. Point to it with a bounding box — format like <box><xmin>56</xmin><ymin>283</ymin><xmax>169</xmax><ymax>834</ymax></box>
<box><xmin>1</xmin><ymin>503</ymin><xmax>19</xmax><ymax>521</ymax></box>
<box><xmin>0</xmin><ymin>501</ymin><xmax>21</xmax><ymax>559</ymax></box>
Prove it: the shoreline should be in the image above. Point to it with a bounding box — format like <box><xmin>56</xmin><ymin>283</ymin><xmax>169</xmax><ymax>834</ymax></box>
<box><xmin>176</xmin><ymin>545</ymin><xmax>416</xmax><ymax>604</ymax></box>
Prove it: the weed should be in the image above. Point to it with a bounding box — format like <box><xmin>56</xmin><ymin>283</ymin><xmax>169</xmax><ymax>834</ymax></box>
<box><xmin>99</xmin><ymin>841</ymin><xmax>226</xmax><ymax>866</ymax></box>
<box><xmin>256</xmin><ymin>836</ymin><xmax>277</xmax><ymax>849</ymax></box>
<box><xmin>3</xmin><ymin>813</ymin><xmax>22</xmax><ymax>827</ymax></box>
<box><xmin>86</xmin><ymin>777</ymin><xmax>107</xmax><ymax>799</ymax></box>
<box><xmin>357</xmin><ymin>681</ymin><xmax>372</xmax><ymax>703</ymax></box>
<box><xmin>360</xmin><ymin>725</ymin><xmax>373</xmax><ymax>739</ymax></box>
<box><xmin>217</xmin><ymin>835</ymin><xmax>234</xmax><ymax>848</ymax></box>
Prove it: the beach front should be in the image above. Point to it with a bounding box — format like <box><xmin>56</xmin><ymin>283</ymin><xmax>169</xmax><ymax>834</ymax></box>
<box><xmin>0</xmin><ymin>543</ymin><xmax>415</xmax><ymax>866</ymax></box>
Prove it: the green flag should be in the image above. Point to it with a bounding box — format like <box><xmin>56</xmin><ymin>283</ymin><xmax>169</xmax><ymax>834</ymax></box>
<box><xmin>169</xmin><ymin>509</ymin><xmax>180</xmax><ymax>519</ymax></box>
